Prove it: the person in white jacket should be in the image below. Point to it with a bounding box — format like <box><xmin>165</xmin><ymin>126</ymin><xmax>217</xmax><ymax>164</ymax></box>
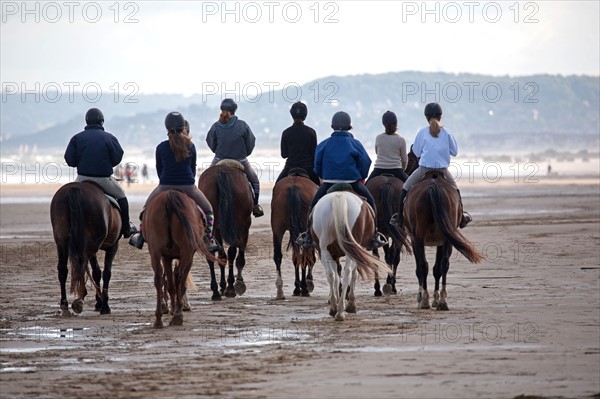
<box><xmin>398</xmin><ymin>103</ymin><xmax>472</xmax><ymax>228</ymax></box>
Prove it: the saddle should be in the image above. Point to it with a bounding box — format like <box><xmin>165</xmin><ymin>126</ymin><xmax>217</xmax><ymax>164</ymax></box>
<box><xmin>422</xmin><ymin>170</ymin><xmax>447</xmax><ymax>181</ymax></box>
<box><xmin>216</xmin><ymin>159</ymin><xmax>245</xmax><ymax>171</ymax></box>
<box><xmin>79</xmin><ymin>180</ymin><xmax>121</xmax><ymax>210</ymax></box>
<box><xmin>288</xmin><ymin>167</ymin><xmax>310</xmax><ymax>179</ymax></box>
<box><xmin>325</xmin><ymin>183</ymin><xmax>376</xmax><ymax>220</ymax></box>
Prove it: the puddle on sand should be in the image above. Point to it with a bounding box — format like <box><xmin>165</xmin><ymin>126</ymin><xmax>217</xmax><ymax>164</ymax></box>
<box><xmin>326</xmin><ymin>343</ymin><xmax>544</xmax><ymax>354</ymax></box>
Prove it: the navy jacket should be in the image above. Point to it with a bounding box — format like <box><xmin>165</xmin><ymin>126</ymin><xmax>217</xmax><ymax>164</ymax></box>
<box><xmin>64</xmin><ymin>125</ymin><xmax>124</xmax><ymax>177</ymax></box>
<box><xmin>280</xmin><ymin>122</ymin><xmax>317</xmax><ymax>170</ymax></box>
<box><xmin>314</xmin><ymin>131</ymin><xmax>371</xmax><ymax>181</ymax></box>
<box><xmin>206</xmin><ymin>116</ymin><xmax>255</xmax><ymax>160</ymax></box>
<box><xmin>156</xmin><ymin>141</ymin><xmax>197</xmax><ymax>185</ymax></box>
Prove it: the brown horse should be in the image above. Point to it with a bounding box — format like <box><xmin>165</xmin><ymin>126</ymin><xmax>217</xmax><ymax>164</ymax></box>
<box><xmin>311</xmin><ymin>189</ymin><xmax>391</xmax><ymax>321</ymax></box>
<box><xmin>392</xmin><ymin>172</ymin><xmax>483</xmax><ymax>310</ymax></box>
<box><xmin>270</xmin><ymin>171</ymin><xmax>318</xmax><ymax>299</ymax></box>
<box><xmin>366</xmin><ymin>175</ymin><xmax>411</xmax><ymax>296</ymax></box>
<box><xmin>50</xmin><ymin>181</ymin><xmax>121</xmax><ymax>316</ymax></box>
<box><xmin>143</xmin><ymin>189</ymin><xmax>213</xmax><ymax>328</ymax></box>
<box><xmin>198</xmin><ymin>160</ymin><xmax>253</xmax><ymax>300</ymax></box>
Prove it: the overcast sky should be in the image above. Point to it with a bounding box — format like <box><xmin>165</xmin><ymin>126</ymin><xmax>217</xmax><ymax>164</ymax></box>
<box><xmin>1</xmin><ymin>1</ymin><xmax>598</xmax><ymax>96</ymax></box>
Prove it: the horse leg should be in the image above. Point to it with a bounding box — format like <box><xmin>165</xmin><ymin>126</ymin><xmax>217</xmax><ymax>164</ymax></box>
<box><xmin>300</xmin><ymin>266</ymin><xmax>310</xmax><ymax>297</ymax></box>
<box><xmin>170</xmin><ymin>256</ymin><xmax>192</xmax><ymax>326</ymax></box>
<box><xmin>163</xmin><ymin>258</ymin><xmax>176</xmax><ymax>315</ymax></box>
<box><xmin>372</xmin><ymin>247</ymin><xmax>383</xmax><ymax>297</ymax></box>
<box><xmin>345</xmin><ymin>263</ymin><xmax>358</xmax><ymax>314</ymax></box>
<box><xmin>208</xmin><ymin>259</ymin><xmax>222</xmax><ymax>301</ymax></box>
<box><xmin>71</xmin><ymin>258</ymin><xmax>88</xmax><ymax>315</ymax></box>
<box><xmin>382</xmin><ymin>243</ymin><xmax>396</xmax><ymax>295</ymax></box>
<box><xmin>336</xmin><ymin>258</ymin><xmax>354</xmax><ymax>321</ymax></box>
<box><xmin>306</xmin><ymin>264</ymin><xmax>314</xmax><ymax>293</ymax></box>
<box><xmin>151</xmin><ymin>253</ymin><xmax>164</xmax><ymax>328</ymax></box>
<box><xmin>391</xmin><ymin>245</ymin><xmax>401</xmax><ymax>295</ymax></box>
<box><xmin>161</xmin><ymin>272</ymin><xmax>169</xmax><ymax>314</ymax></box>
<box><xmin>234</xmin><ymin>248</ymin><xmax>246</xmax><ymax>296</ymax></box>
<box><xmin>321</xmin><ymin>251</ymin><xmax>339</xmax><ymax>317</ymax></box>
<box><xmin>273</xmin><ymin>234</ymin><xmax>285</xmax><ymax>300</ymax></box>
<box><xmin>437</xmin><ymin>243</ymin><xmax>452</xmax><ymax>311</ymax></box>
<box><xmin>89</xmin><ymin>256</ymin><xmax>102</xmax><ymax>311</ymax></box>
<box><xmin>293</xmin><ymin>265</ymin><xmax>302</xmax><ymax>296</ymax></box>
<box><xmin>413</xmin><ymin>239</ymin><xmax>430</xmax><ymax>309</ymax></box>
<box><xmin>224</xmin><ymin>246</ymin><xmax>237</xmax><ymax>297</ymax></box>
<box><xmin>99</xmin><ymin>243</ymin><xmax>118</xmax><ymax>315</ymax></box>
<box><xmin>56</xmin><ymin>245</ymin><xmax>71</xmax><ymax>316</ymax></box>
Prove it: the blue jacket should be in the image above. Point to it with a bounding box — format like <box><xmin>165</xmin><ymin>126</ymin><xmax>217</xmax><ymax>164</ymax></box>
<box><xmin>64</xmin><ymin>125</ymin><xmax>124</xmax><ymax>177</ymax></box>
<box><xmin>206</xmin><ymin>116</ymin><xmax>256</xmax><ymax>160</ymax></box>
<box><xmin>314</xmin><ymin>131</ymin><xmax>372</xmax><ymax>181</ymax></box>
<box><xmin>156</xmin><ymin>141</ymin><xmax>197</xmax><ymax>185</ymax></box>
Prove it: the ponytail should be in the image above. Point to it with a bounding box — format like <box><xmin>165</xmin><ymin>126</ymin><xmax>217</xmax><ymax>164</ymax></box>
<box><xmin>168</xmin><ymin>129</ymin><xmax>192</xmax><ymax>162</ymax></box>
<box><xmin>429</xmin><ymin>117</ymin><xmax>442</xmax><ymax>137</ymax></box>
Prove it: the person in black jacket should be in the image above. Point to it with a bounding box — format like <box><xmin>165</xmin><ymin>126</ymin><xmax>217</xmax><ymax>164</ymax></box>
<box><xmin>276</xmin><ymin>101</ymin><xmax>320</xmax><ymax>185</ymax></box>
<box><xmin>64</xmin><ymin>108</ymin><xmax>135</xmax><ymax>238</ymax></box>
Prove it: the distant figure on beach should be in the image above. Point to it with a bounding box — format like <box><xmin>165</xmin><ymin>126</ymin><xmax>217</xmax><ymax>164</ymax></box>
<box><xmin>125</xmin><ymin>163</ymin><xmax>133</xmax><ymax>187</ymax></box>
<box><xmin>64</xmin><ymin>108</ymin><xmax>135</xmax><ymax>238</ymax></box>
<box><xmin>547</xmin><ymin>164</ymin><xmax>552</xmax><ymax>175</ymax></box>
<box><xmin>276</xmin><ymin>101</ymin><xmax>320</xmax><ymax>185</ymax></box>
<box><xmin>206</xmin><ymin>98</ymin><xmax>264</xmax><ymax>217</ymax></box>
<box><xmin>366</xmin><ymin>110</ymin><xmax>409</xmax><ymax>183</ymax></box>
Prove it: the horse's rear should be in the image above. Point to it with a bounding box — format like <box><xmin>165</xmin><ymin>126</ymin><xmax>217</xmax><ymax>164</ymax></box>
<box><xmin>271</xmin><ymin>175</ymin><xmax>318</xmax><ymax>299</ymax></box>
<box><xmin>403</xmin><ymin>175</ymin><xmax>483</xmax><ymax>310</ymax></box>
<box><xmin>198</xmin><ymin>162</ymin><xmax>253</xmax><ymax>300</ymax></box>
<box><xmin>143</xmin><ymin>190</ymin><xmax>210</xmax><ymax>328</ymax></box>
<box><xmin>366</xmin><ymin>175</ymin><xmax>410</xmax><ymax>296</ymax></box>
<box><xmin>312</xmin><ymin>191</ymin><xmax>391</xmax><ymax>321</ymax></box>
<box><xmin>50</xmin><ymin>181</ymin><xmax>121</xmax><ymax>316</ymax></box>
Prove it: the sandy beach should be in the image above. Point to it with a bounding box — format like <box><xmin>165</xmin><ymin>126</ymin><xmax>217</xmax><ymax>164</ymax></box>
<box><xmin>1</xmin><ymin>178</ymin><xmax>599</xmax><ymax>398</ymax></box>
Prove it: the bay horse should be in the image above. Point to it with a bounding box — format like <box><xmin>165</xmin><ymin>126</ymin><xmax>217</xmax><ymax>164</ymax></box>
<box><xmin>198</xmin><ymin>160</ymin><xmax>253</xmax><ymax>301</ymax></box>
<box><xmin>366</xmin><ymin>175</ymin><xmax>411</xmax><ymax>296</ymax></box>
<box><xmin>270</xmin><ymin>170</ymin><xmax>318</xmax><ymax>299</ymax></box>
<box><xmin>392</xmin><ymin>171</ymin><xmax>483</xmax><ymax>310</ymax></box>
<box><xmin>311</xmin><ymin>188</ymin><xmax>391</xmax><ymax>321</ymax></box>
<box><xmin>143</xmin><ymin>189</ymin><xmax>214</xmax><ymax>328</ymax></box>
<box><xmin>50</xmin><ymin>181</ymin><xmax>121</xmax><ymax>316</ymax></box>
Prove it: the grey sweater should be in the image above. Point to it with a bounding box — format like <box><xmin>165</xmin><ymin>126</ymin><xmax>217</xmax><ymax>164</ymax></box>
<box><xmin>206</xmin><ymin>116</ymin><xmax>256</xmax><ymax>160</ymax></box>
<box><xmin>373</xmin><ymin>132</ymin><xmax>408</xmax><ymax>169</ymax></box>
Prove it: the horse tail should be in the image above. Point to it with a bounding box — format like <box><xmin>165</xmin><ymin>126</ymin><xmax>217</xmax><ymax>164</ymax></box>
<box><xmin>381</xmin><ymin>182</ymin><xmax>412</xmax><ymax>255</ymax></box>
<box><xmin>429</xmin><ymin>184</ymin><xmax>484</xmax><ymax>264</ymax></box>
<box><xmin>215</xmin><ymin>171</ymin><xmax>242</xmax><ymax>246</ymax></box>
<box><xmin>331</xmin><ymin>194</ymin><xmax>392</xmax><ymax>280</ymax></box>
<box><xmin>67</xmin><ymin>186</ymin><xmax>87</xmax><ymax>296</ymax></box>
<box><xmin>165</xmin><ymin>191</ymin><xmax>204</xmax><ymax>251</ymax></box>
<box><xmin>286</xmin><ymin>185</ymin><xmax>305</xmax><ymax>250</ymax></box>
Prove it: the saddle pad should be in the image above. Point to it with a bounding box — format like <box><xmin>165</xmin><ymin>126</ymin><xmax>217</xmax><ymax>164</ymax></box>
<box><xmin>216</xmin><ymin>159</ymin><xmax>245</xmax><ymax>171</ymax></box>
<box><xmin>104</xmin><ymin>195</ymin><xmax>120</xmax><ymax>210</ymax></box>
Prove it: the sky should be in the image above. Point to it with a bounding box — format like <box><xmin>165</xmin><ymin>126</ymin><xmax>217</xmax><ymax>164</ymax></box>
<box><xmin>1</xmin><ymin>0</ymin><xmax>599</xmax><ymax>96</ymax></box>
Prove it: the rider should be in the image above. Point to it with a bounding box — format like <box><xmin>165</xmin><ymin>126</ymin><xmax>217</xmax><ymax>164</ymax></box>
<box><xmin>366</xmin><ymin>110</ymin><xmax>409</xmax><ymax>183</ymax></box>
<box><xmin>129</xmin><ymin>112</ymin><xmax>220</xmax><ymax>252</ymax></box>
<box><xmin>206</xmin><ymin>98</ymin><xmax>264</xmax><ymax>217</ymax></box>
<box><xmin>398</xmin><ymin>102</ymin><xmax>472</xmax><ymax>228</ymax></box>
<box><xmin>296</xmin><ymin>111</ymin><xmax>387</xmax><ymax>250</ymax></box>
<box><xmin>275</xmin><ymin>101</ymin><xmax>320</xmax><ymax>185</ymax></box>
<box><xmin>64</xmin><ymin>108</ymin><xmax>135</xmax><ymax>238</ymax></box>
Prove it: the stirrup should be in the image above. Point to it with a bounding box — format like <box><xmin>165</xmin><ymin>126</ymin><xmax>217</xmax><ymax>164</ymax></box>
<box><xmin>253</xmin><ymin>204</ymin><xmax>264</xmax><ymax>217</ymax></box>
<box><xmin>367</xmin><ymin>232</ymin><xmax>387</xmax><ymax>250</ymax></box>
<box><xmin>121</xmin><ymin>222</ymin><xmax>137</xmax><ymax>239</ymax></box>
<box><xmin>460</xmin><ymin>212</ymin><xmax>472</xmax><ymax>229</ymax></box>
<box><xmin>207</xmin><ymin>237</ymin><xmax>222</xmax><ymax>252</ymax></box>
<box><xmin>296</xmin><ymin>232</ymin><xmax>316</xmax><ymax>248</ymax></box>
<box><xmin>128</xmin><ymin>232</ymin><xmax>144</xmax><ymax>249</ymax></box>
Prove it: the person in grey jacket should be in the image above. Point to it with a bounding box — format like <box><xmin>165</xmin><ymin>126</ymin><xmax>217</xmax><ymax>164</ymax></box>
<box><xmin>206</xmin><ymin>99</ymin><xmax>264</xmax><ymax>217</ymax></box>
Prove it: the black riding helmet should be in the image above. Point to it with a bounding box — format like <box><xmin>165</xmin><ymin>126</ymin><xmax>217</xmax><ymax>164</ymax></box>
<box><xmin>85</xmin><ymin>108</ymin><xmax>104</xmax><ymax>126</ymax></box>
<box><xmin>290</xmin><ymin>101</ymin><xmax>308</xmax><ymax>120</ymax></box>
<box><xmin>165</xmin><ymin>112</ymin><xmax>185</xmax><ymax>132</ymax></box>
<box><xmin>220</xmin><ymin>98</ymin><xmax>238</xmax><ymax>114</ymax></box>
<box><xmin>424</xmin><ymin>103</ymin><xmax>443</xmax><ymax>121</ymax></box>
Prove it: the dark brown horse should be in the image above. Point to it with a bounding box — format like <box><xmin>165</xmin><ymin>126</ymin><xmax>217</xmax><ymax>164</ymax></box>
<box><xmin>198</xmin><ymin>160</ymin><xmax>253</xmax><ymax>300</ymax></box>
<box><xmin>366</xmin><ymin>175</ymin><xmax>410</xmax><ymax>296</ymax></box>
<box><xmin>392</xmin><ymin>172</ymin><xmax>483</xmax><ymax>310</ymax></box>
<box><xmin>143</xmin><ymin>189</ymin><xmax>213</xmax><ymax>328</ymax></box>
<box><xmin>50</xmin><ymin>181</ymin><xmax>121</xmax><ymax>316</ymax></box>
<box><xmin>311</xmin><ymin>189</ymin><xmax>391</xmax><ymax>321</ymax></box>
<box><xmin>270</xmin><ymin>171</ymin><xmax>318</xmax><ymax>299</ymax></box>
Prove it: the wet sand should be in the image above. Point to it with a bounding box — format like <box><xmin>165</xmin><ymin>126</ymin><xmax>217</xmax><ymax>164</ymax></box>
<box><xmin>1</xmin><ymin>178</ymin><xmax>599</xmax><ymax>398</ymax></box>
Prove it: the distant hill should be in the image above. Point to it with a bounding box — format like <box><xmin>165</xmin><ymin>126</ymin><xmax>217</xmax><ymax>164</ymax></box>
<box><xmin>2</xmin><ymin>71</ymin><xmax>598</xmax><ymax>155</ymax></box>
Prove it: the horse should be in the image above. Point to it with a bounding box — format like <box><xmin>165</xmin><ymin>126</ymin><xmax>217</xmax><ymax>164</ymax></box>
<box><xmin>311</xmin><ymin>188</ymin><xmax>392</xmax><ymax>321</ymax></box>
<box><xmin>366</xmin><ymin>175</ymin><xmax>411</xmax><ymax>296</ymax></box>
<box><xmin>143</xmin><ymin>189</ymin><xmax>214</xmax><ymax>328</ymax></box>
<box><xmin>391</xmin><ymin>171</ymin><xmax>483</xmax><ymax>310</ymax></box>
<box><xmin>50</xmin><ymin>181</ymin><xmax>122</xmax><ymax>316</ymax></box>
<box><xmin>198</xmin><ymin>160</ymin><xmax>253</xmax><ymax>301</ymax></box>
<box><xmin>270</xmin><ymin>170</ymin><xmax>318</xmax><ymax>299</ymax></box>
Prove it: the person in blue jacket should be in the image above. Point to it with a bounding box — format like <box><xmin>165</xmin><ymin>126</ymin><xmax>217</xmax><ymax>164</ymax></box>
<box><xmin>64</xmin><ymin>108</ymin><xmax>135</xmax><ymax>238</ymax></box>
<box><xmin>296</xmin><ymin>111</ymin><xmax>386</xmax><ymax>250</ymax></box>
<box><xmin>398</xmin><ymin>102</ymin><xmax>472</xmax><ymax>228</ymax></box>
<box><xmin>129</xmin><ymin>112</ymin><xmax>220</xmax><ymax>252</ymax></box>
<box><xmin>206</xmin><ymin>98</ymin><xmax>264</xmax><ymax>217</ymax></box>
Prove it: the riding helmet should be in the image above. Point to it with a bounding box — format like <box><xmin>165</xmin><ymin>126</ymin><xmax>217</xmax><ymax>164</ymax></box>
<box><xmin>424</xmin><ymin>103</ymin><xmax>443</xmax><ymax>121</ymax></box>
<box><xmin>290</xmin><ymin>101</ymin><xmax>308</xmax><ymax>120</ymax></box>
<box><xmin>331</xmin><ymin>111</ymin><xmax>352</xmax><ymax>131</ymax></box>
<box><xmin>165</xmin><ymin>112</ymin><xmax>185</xmax><ymax>131</ymax></box>
<box><xmin>220</xmin><ymin>98</ymin><xmax>238</xmax><ymax>113</ymax></box>
<box><xmin>85</xmin><ymin>108</ymin><xmax>104</xmax><ymax>126</ymax></box>
<box><xmin>382</xmin><ymin>111</ymin><xmax>397</xmax><ymax>126</ymax></box>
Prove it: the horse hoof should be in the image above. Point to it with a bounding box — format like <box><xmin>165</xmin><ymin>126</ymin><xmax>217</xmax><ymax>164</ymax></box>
<box><xmin>154</xmin><ymin>320</ymin><xmax>163</xmax><ymax>329</ymax></box>
<box><xmin>224</xmin><ymin>288</ymin><xmax>236</xmax><ymax>298</ymax></box>
<box><xmin>418</xmin><ymin>302</ymin><xmax>430</xmax><ymax>309</ymax></box>
<box><xmin>345</xmin><ymin>304</ymin><xmax>356</xmax><ymax>314</ymax></box>
<box><xmin>72</xmin><ymin>299</ymin><xmax>84</xmax><ymax>314</ymax></box>
<box><xmin>436</xmin><ymin>303</ymin><xmax>449</xmax><ymax>311</ymax></box>
<box><xmin>276</xmin><ymin>294</ymin><xmax>286</xmax><ymax>300</ymax></box>
<box><xmin>61</xmin><ymin>309</ymin><xmax>73</xmax><ymax>318</ymax></box>
<box><xmin>161</xmin><ymin>303</ymin><xmax>169</xmax><ymax>314</ymax></box>
<box><xmin>335</xmin><ymin>312</ymin><xmax>346</xmax><ymax>321</ymax></box>
<box><xmin>182</xmin><ymin>304</ymin><xmax>191</xmax><ymax>312</ymax></box>
<box><xmin>301</xmin><ymin>290</ymin><xmax>310</xmax><ymax>297</ymax></box>
<box><xmin>234</xmin><ymin>280</ymin><xmax>246</xmax><ymax>296</ymax></box>
<box><xmin>329</xmin><ymin>308</ymin><xmax>337</xmax><ymax>317</ymax></box>
<box><xmin>94</xmin><ymin>302</ymin><xmax>102</xmax><ymax>311</ymax></box>
<box><xmin>374</xmin><ymin>290</ymin><xmax>383</xmax><ymax>297</ymax></box>
<box><xmin>293</xmin><ymin>288</ymin><xmax>301</xmax><ymax>296</ymax></box>
<box><xmin>307</xmin><ymin>280</ymin><xmax>314</xmax><ymax>292</ymax></box>
<box><xmin>212</xmin><ymin>293</ymin><xmax>222</xmax><ymax>301</ymax></box>
<box><xmin>382</xmin><ymin>284</ymin><xmax>393</xmax><ymax>296</ymax></box>
<box><xmin>100</xmin><ymin>306</ymin><xmax>111</xmax><ymax>315</ymax></box>
<box><xmin>169</xmin><ymin>314</ymin><xmax>183</xmax><ymax>326</ymax></box>
<box><xmin>392</xmin><ymin>287</ymin><xmax>398</xmax><ymax>295</ymax></box>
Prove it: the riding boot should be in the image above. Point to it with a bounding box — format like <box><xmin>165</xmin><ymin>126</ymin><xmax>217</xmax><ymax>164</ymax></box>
<box><xmin>204</xmin><ymin>211</ymin><xmax>222</xmax><ymax>252</ymax></box>
<box><xmin>368</xmin><ymin>228</ymin><xmax>387</xmax><ymax>250</ymax></box>
<box><xmin>295</xmin><ymin>210</ymin><xmax>316</xmax><ymax>248</ymax></box>
<box><xmin>457</xmin><ymin>190</ymin><xmax>472</xmax><ymax>228</ymax></box>
<box><xmin>252</xmin><ymin>193</ymin><xmax>264</xmax><ymax>217</ymax></box>
<box><xmin>394</xmin><ymin>189</ymin><xmax>408</xmax><ymax>228</ymax></box>
<box><xmin>128</xmin><ymin>230</ymin><xmax>144</xmax><ymax>249</ymax></box>
<box><xmin>117</xmin><ymin>198</ymin><xmax>135</xmax><ymax>238</ymax></box>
